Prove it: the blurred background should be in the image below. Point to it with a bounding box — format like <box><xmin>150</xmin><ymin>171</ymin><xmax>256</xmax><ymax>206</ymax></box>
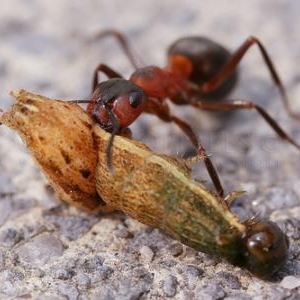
<box><xmin>1</xmin><ymin>0</ymin><xmax>300</xmax><ymax>157</ymax></box>
<box><xmin>1</xmin><ymin>0</ymin><xmax>300</xmax><ymax>103</ymax></box>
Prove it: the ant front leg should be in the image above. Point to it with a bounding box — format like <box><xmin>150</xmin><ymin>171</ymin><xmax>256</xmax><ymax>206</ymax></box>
<box><xmin>88</xmin><ymin>29</ymin><xmax>143</xmax><ymax>70</ymax></box>
<box><xmin>92</xmin><ymin>63</ymin><xmax>123</xmax><ymax>92</ymax></box>
<box><xmin>187</xmin><ymin>97</ymin><xmax>300</xmax><ymax>151</ymax></box>
<box><xmin>146</xmin><ymin>98</ymin><xmax>225</xmax><ymax>197</ymax></box>
<box><xmin>200</xmin><ymin>36</ymin><xmax>300</xmax><ymax>119</ymax></box>
<box><xmin>70</xmin><ymin>64</ymin><xmax>123</xmax><ymax>103</ymax></box>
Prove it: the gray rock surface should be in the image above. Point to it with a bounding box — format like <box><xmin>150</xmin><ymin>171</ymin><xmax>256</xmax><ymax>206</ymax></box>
<box><xmin>1</xmin><ymin>0</ymin><xmax>300</xmax><ymax>298</ymax></box>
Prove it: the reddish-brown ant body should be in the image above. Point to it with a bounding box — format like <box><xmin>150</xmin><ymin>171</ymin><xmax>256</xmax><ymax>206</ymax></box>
<box><xmin>73</xmin><ymin>30</ymin><xmax>300</xmax><ymax>198</ymax></box>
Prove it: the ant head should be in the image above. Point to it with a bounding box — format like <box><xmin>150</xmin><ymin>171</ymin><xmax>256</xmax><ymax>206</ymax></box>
<box><xmin>88</xmin><ymin>78</ymin><xmax>147</xmax><ymax>132</ymax></box>
<box><xmin>242</xmin><ymin>220</ymin><xmax>289</xmax><ymax>278</ymax></box>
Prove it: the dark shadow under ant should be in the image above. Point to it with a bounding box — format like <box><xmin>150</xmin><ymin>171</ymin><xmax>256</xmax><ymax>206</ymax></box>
<box><xmin>71</xmin><ymin>29</ymin><xmax>300</xmax><ymax>199</ymax></box>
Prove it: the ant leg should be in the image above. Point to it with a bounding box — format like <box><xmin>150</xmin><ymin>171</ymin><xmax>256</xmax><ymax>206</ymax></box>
<box><xmin>92</xmin><ymin>63</ymin><xmax>123</xmax><ymax>91</ymax></box>
<box><xmin>188</xmin><ymin>97</ymin><xmax>300</xmax><ymax>151</ymax></box>
<box><xmin>146</xmin><ymin>99</ymin><xmax>224</xmax><ymax>197</ymax></box>
<box><xmin>66</xmin><ymin>64</ymin><xmax>122</xmax><ymax>105</ymax></box>
<box><xmin>200</xmin><ymin>36</ymin><xmax>299</xmax><ymax>119</ymax></box>
<box><xmin>87</xmin><ymin>29</ymin><xmax>143</xmax><ymax>70</ymax></box>
<box><xmin>70</xmin><ymin>64</ymin><xmax>123</xmax><ymax>103</ymax></box>
<box><xmin>171</xmin><ymin>115</ymin><xmax>224</xmax><ymax>197</ymax></box>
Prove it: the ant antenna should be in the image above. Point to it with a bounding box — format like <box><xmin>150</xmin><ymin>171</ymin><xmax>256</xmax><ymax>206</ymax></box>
<box><xmin>105</xmin><ymin>107</ymin><xmax>120</xmax><ymax>174</ymax></box>
<box><xmin>67</xmin><ymin>99</ymin><xmax>120</xmax><ymax>173</ymax></box>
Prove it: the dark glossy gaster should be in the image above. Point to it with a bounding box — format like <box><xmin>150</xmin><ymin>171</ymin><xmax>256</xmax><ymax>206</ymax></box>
<box><xmin>73</xmin><ymin>29</ymin><xmax>300</xmax><ymax>198</ymax></box>
<box><xmin>167</xmin><ymin>36</ymin><xmax>238</xmax><ymax>100</ymax></box>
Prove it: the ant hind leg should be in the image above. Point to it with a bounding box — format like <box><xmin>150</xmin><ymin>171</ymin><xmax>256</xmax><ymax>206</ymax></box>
<box><xmin>188</xmin><ymin>97</ymin><xmax>300</xmax><ymax>151</ymax></box>
<box><xmin>200</xmin><ymin>36</ymin><xmax>300</xmax><ymax>119</ymax></box>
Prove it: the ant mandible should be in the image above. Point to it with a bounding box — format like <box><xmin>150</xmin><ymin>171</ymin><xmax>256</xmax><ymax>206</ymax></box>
<box><xmin>72</xmin><ymin>29</ymin><xmax>300</xmax><ymax>199</ymax></box>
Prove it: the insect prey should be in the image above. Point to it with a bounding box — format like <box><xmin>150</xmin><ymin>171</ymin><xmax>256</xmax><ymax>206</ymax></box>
<box><xmin>0</xmin><ymin>90</ymin><xmax>289</xmax><ymax>278</ymax></box>
<box><xmin>94</xmin><ymin>124</ymin><xmax>289</xmax><ymax>279</ymax></box>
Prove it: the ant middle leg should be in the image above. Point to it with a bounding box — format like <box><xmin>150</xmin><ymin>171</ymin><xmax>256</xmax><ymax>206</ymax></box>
<box><xmin>171</xmin><ymin>114</ymin><xmax>225</xmax><ymax>198</ymax></box>
<box><xmin>200</xmin><ymin>36</ymin><xmax>299</xmax><ymax>119</ymax></box>
<box><xmin>146</xmin><ymin>98</ymin><xmax>224</xmax><ymax>197</ymax></box>
<box><xmin>187</xmin><ymin>97</ymin><xmax>300</xmax><ymax>151</ymax></box>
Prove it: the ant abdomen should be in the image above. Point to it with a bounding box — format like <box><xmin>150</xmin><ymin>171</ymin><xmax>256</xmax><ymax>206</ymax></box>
<box><xmin>167</xmin><ymin>36</ymin><xmax>238</xmax><ymax>100</ymax></box>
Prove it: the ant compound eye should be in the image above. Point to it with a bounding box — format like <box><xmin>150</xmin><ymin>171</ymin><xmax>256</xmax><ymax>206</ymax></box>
<box><xmin>244</xmin><ymin>221</ymin><xmax>289</xmax><ymax>278</ymax></box>
<box><xmin>112</xmin><ymin>91</ymin><xmax>147</xmax><ymax>129</ymax></box>
<box><xmin>129</xmin><ymin>92</ymin><xmax>144</xmax><ymax>108</ymax></box>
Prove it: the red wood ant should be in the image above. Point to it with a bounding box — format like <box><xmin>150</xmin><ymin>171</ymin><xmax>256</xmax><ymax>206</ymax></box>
<box><xmin>72</xmin><ymin>30</ymin><xmax>300</xmax><ymax>198</ymax></box>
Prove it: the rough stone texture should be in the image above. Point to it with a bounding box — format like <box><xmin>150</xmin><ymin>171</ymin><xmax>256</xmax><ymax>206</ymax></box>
<box><xmin>0</xmin><ymin>0</ymin><xmax>300</xmax><ymax>299</ymax></box>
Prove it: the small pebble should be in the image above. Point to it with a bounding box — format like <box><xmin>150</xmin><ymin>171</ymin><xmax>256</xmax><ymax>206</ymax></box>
<box><xmin>80</xmin><ymin>255</ymin><xmax>104</xmax><ymax>273</ymax></box>
<box><xmin>225</xmin><ymin>293</ymin><xmax>252</xmax><ymax>300</ymax></box>
<box><xmin>163</xmin><ymin>275</ymin><xmax>178</xmax><ymax>297</ymax></box>
<box><xmin>1</xmin><ymin>280</ymin><xmax>17</xmax><ymax>296</ymax></box>
<box><xmin>183</xmin><ymin>265</ymin><xmax>204</xmax><ymax>289</ymax></box>
<box><xmin>35</xmin><ymin>292</ymin><xmax>63</xmax><ymax>300</ymax></box>
<box><xmin>247</xmin><ymin>282</ymin><xmax>262</xmax><ymax>293</ymax></box>
<box><xmin>90</xmin><ymin>265</ymin><xmax>114</xmax><ymax>283</ymax></box>
<box><xmin>57</xmin><ymin>282</ymin><xmax>79</xmax><ymax>300</ymax></box>
<box><xmin>139</xmin><ymin>245</ymin><xmax>154</xmax><ymax>262</ymax></box>
<box><xmin>132</xmin><ymin>266</ymin><xmax>150</xmax><ymax>278</ymax></box>
<box><xmin>75</xmin><ymin>273</ymin><xmax>91</xmax><ymax>289</ymax></box>
<box><xmin>0</xmin><ymin>251</ymin><xmax>5</xmax><ymax>270</ymax></box>
<box><xmin>185</xmin><ymin>265</ymin><xmax>203</xmax><ymax>277</ymax></box>
<box><xmin>181</xmin><ymin>291</ymin><xmax>195</xmax><ymax>299</ymax></box>
<box><xmin>280</xmin><ymin>276</ymin><xmax>300</xmax><ymax>290</ymax></box>
<box><xmin>196</xmin><ymin>284</ymin><xmax>226</xmax><ymax>300</ymax></box>
<box><xmin>115</xmin><ymin>227</ymin><xmax>133</xmax><ymax>239</ymax></box>
<box><xmin>53</xmin><ymin>268</ymin><xmax>75</xmax><ymax>280</ymax></box>
<box><xmin>167</xmin><ymin>242</ymin><xmax>183</xmax><ymax>257</ymax></box>
<box><xmin>42</xmin><ymin>213</ymin><xmax>98</xmax><ymax>241</ymax></box>
<box><xmin>0</xmin><ymin>200</ymin><xmax>12</xmax><ymax>227</ymax></box>
<box><xmin>91</xmin><ymin>288</ymin><xmax>114</xmax><ymax>300</ymax></box>
<box><xmin>216</xmin><ymin>271</ymin><xmax>241</xmax><ymax>290</ymax></box>
<box><xmin>0</xmin><ymin>228</ymin><xmax>23</xmax><ymax>247</ymax></box>
<box><xmin>30</xmin><ymin>268</ymin><xmax>45</xmax><ymax>278</ymax></box>
<box><xmin>16</xmin><ymin>233</ymin><xmax>64</xmax><ymax>266</ymax></box>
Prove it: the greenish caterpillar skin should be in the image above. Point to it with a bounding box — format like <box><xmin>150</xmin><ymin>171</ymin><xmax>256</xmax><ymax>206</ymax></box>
<box><xmin>94</xmin><ymin>126</ymin><xmax>289</xmax><ymax>278</ymax></box>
